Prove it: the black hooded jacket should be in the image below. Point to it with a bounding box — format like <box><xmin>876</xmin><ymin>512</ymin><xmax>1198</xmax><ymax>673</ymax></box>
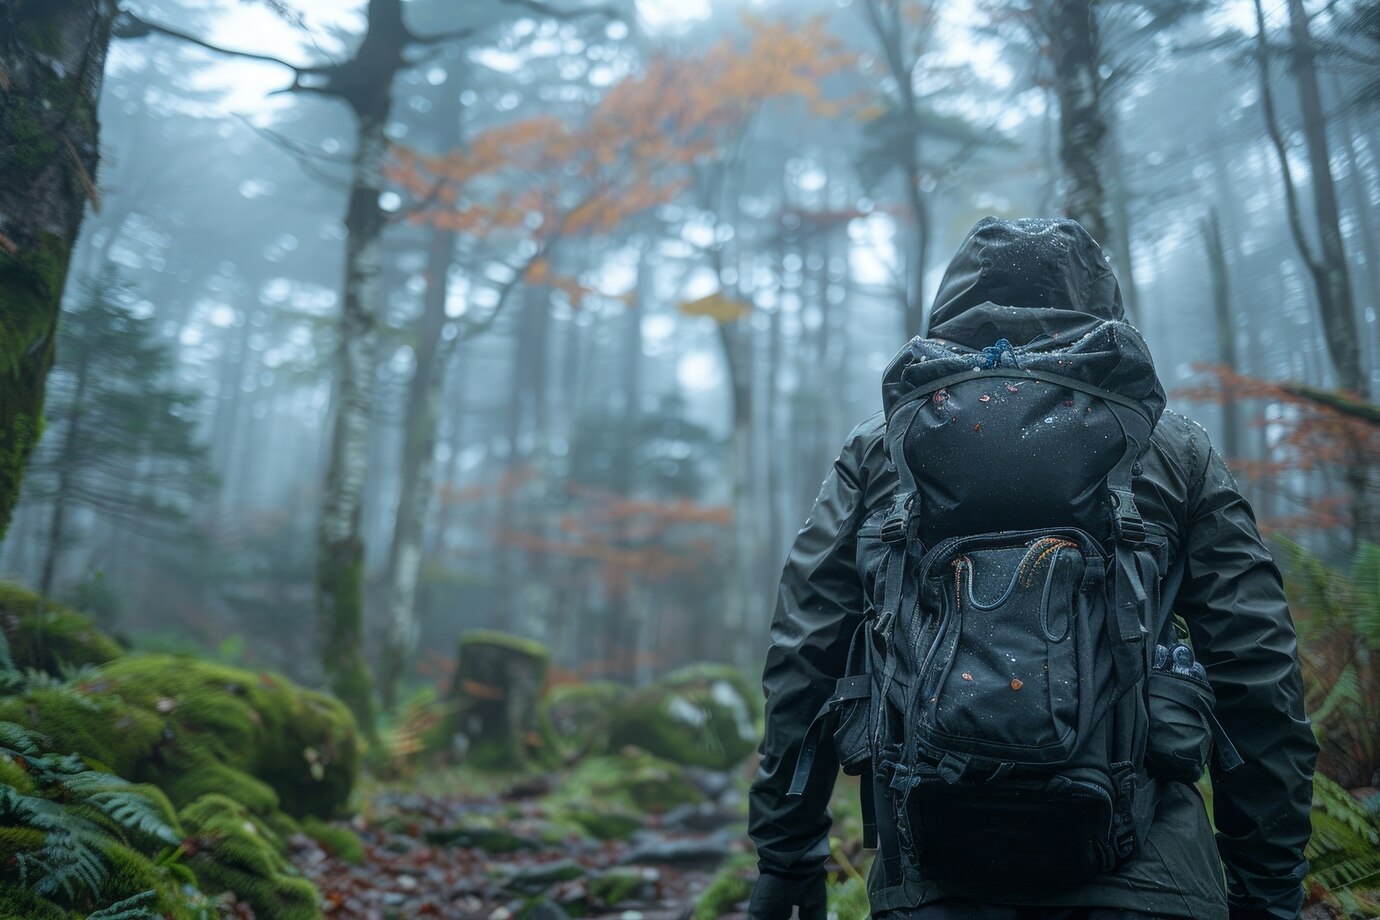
<box><xmin>748</xmin><ymin>218</ymin><xmax>1318</xmax><ymax>919</ymax></box>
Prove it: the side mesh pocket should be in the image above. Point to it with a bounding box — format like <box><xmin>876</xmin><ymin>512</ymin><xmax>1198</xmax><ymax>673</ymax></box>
<box><xmin>1146</xmin><ymin>670</ymin><xmax>1214</xmax><ymax>783</ymax></box>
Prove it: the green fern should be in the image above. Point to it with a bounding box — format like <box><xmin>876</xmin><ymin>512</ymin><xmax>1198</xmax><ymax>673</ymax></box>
<box><xmin>1307</xmin><ymin>773</ymin><xmax>1380</xmax><ymax>892</ymax></box>
<box><xmin>0</xmin><ymin>722</ymin><xmax>186</xmax><ymax>911</ymax></box>
<box><xmin>84</xmin><ymin>889</ymin><xmax>162</xmax><ymax>919</ymax></box>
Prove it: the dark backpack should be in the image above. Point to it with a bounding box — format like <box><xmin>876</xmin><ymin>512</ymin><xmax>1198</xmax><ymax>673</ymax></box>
<box><xmin>792</xmin><ymin>313</ymin><xmax>1178</xmax><ymax>897</ymax></box>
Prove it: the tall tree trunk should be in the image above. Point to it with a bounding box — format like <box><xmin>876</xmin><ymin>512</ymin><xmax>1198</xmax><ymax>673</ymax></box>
<box><xmin>1202</xmin><ymin>209</ymin><xmax>1241</xmax><ymax>463</ymax></box>
<box><xmin>1254</xmin><ymin>0</ymin><xmax>1373</xmax><ymax>544</ymax></box>
<box><xmin>1048</xmin><ymin>0</ymin><xmax>1109</xmax><ymax>246</ymax></box>
<box><xmin>1286</xmin><ymin>0</ymin><xmax>1363</xmax><ymax>395</ymax></box>
<box><xmin>1256</xmin><ymin>0</ymin><xmax>1365</xmax><ymax>396</ymax></box>
<box><xmin>0</xmin><ymin>0</ymin><xmax>118</xmax><ymax>541</ymax></box>
<box><xmin>39</xmin><ymin>354</ymin><xmax>91</xmax><ymax>597</ymax></box>
<box><xmin>317</xmin><ymin>0</ymin><xmax>410</xmax><ymax>737</ymax></box>
<box><xmin>1105</xmin><ymin>125</ymin><xmax>1141</xmax><ymax>326</ymax></box>
<box><xmin>378</xmin><ymin>228</ymin><xmax>455</xmax><ymax>706</ymax></box>
<box><xmin>860</xmin><ymin>0</ymin><xmax>929</xmax><ymax>336</ymax></box>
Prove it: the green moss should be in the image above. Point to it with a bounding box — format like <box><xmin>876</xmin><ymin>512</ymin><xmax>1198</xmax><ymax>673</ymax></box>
<box><xmin>95</xmin><ymin>654</ymin><xmax>359</xmax><ymax>818</ymax></box>
<box><xmin>423</xmin><ymin>821</ymin><xmax>540</xmax><ymax>853</ymax></box>
<box><xmin>162</xmin><ymin>760</ymin><xmax>280</xmax><ymax>818</ymax></box>
<box><xmin>0</xmin><ymin>752</ymin><xmax>36</xmax><ymax>794</ymax></box>
<box><xmin>555</xmin><ymin>751</ymin><xmax>703</xmax><ymax>815</ymax></box>
<box><xmin>539</xmin><ymin>681</ymin><xmax>627</xmax><ymax>762</ymax></box>
<box><xmin>691</xmin><ymin>857</ymin><xmax>754</xmax><ymax>920</ymax></box>
<box><xmin>0</xmin><ymin>825</ymin><xmax>47</xmax><ymax>853</ymax></box>
<box><xmin>606</xmin><ymin>664</ymin><xmax>760</xmax><ymax>770</ymax></box>
<box><xmin>588</xmin><ymin>868</ymin><xmax>650</xmax><ymax>907</ymax></box>
<box><xmin>301</xmin><ymin>815</ymin><xmax>364</xmax><ymax>865</ymax></box>
<box><xmin>557</xmin><ymin>804</ymin><xmax>641</xmax><ymax>841</ymax></box>
<box><xmin>829</xmin><ymin>874</ymin><xmax>871</xmax><ymax>920</ymax></box>
<box><xmin>0</xmin><ymin>684</ymin><xmax>163</xmax><ymax>778</ymax></box>
<box><xmin>0</xmin><ymin>584</ymin><xmax>124</xmax><ymax>676</ymax></box>
<box><xmin>0</xmin><ymin>234</ymin><xmax>68</xmax><ymax>539</ymax></box>
<box><xmin>0</xmin><ymin>882</ymin><xmax>69</xmax><ymax>920</ymax></box>
<box><xmin>179</xmin><ymin>794</ymin><xmax>321</xmax><ymax>920</ymax></box>
<box><xmin>461</xmin><ymin>630</ymin><xmax>551</xmax><ymax>661</ymax></box>
<box><xmin>318</xmin><ymin>542</ymin><xmax>377</xmax><ymax>744</ymax></box>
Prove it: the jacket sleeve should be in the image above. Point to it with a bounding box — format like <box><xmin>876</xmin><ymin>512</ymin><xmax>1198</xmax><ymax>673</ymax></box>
<box><xmin>748</xmin><ymin>428</ymin><xmax>872</xmax><ymax>876</ymax></box>
<box><xmin>1177</xmin><ymin>444</ymin><xmax>1318</xmax><ymax>919</ymax></box>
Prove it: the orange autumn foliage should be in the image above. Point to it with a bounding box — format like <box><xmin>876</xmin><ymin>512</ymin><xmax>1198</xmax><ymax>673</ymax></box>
<box><xmin>1178</xmin><ymin>365</ymin><xmax>1380</xmax><ymax>534</ymax></box>
<box><xmin>385</xmin><ymin>15</ymin><xmax>856</xmax><ymax>301</ymax></box>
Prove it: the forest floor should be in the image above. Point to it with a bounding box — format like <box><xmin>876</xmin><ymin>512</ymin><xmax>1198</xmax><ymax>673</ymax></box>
<box><xmin>280</xmin><ymin>770</ymin><xmax>761</xmax><ymax>920</ymax></box>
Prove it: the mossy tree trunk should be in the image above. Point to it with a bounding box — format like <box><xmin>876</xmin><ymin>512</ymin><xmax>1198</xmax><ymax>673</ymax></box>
<box><xmin>1048</xmin><ymin>0</ymin><xmax>1110</xmax><ymax>247</ymax></box>
<box><xmin>315</xmin><ymin>0</ymin><xmax>410</xmax><ymax>741</ymax></box>
<box><xmin>0</xmin><ymin>0</ymin><xmax>118</xmax><ymax>542</ymax></box>
<box><xmin>378</xmin><ymin>81</ymin><xmax>464</xmax><ymax>709</ymax></box>
<box><xmin>445</xmin><ymin>631</ymin><xmax>549</xmax><ymax>770</ymax></box>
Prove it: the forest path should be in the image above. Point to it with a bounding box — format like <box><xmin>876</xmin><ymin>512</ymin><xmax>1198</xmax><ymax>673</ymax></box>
<box><xmin>288</xmin><ymin>778</ymin><xmax>755</xmax><ymax>920</ymax></box>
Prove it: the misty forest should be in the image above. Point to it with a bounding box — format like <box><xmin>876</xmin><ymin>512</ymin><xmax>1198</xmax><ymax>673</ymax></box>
<box><xmin>1</xmin><ymin>0</ymin><xmax>1379</xmax><ymax>917</ymax></box>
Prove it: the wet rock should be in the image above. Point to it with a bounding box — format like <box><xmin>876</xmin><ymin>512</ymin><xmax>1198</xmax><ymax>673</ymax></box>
<box><xmin>424</xmin><ymin>823</ymin><xmax>542</xmax><ymax>853</ymax></box>
<box><xmin>619</xmin><ymin>832</ymin><xmax>738</xmax><ymax>869</ymax></box>
<box><xmin>606</xmin><ymin>664</ymin><xmax>760</xmax><ymax>770</ymax></box>
<box><xmin>502</xmin><ymin>858</ymin><xmax>586</xmax><ymax>895</ymax></box>
<box><xmin>658</xmin><ymin>802</ymin><xmax>742</xmax><ymax>834</ymax></box>
<box><xmin>588</xmin><ymin>867</ymin><xmax>658</xmax><ymax>906</ymax></box>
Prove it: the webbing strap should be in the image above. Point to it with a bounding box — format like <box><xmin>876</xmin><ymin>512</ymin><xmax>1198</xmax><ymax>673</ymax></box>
<box><xmin>1105</xmin><ymin>402</ymin><xmax>1151</xmax><ymax>697</ymax></box>
<box><xmin>861</xmin><ymin>775</ymin><xmax>877</xmax><ymax>849</ymax></box>
<box><xmin>785</xmin><ymin>677</ymin><xmax>872</xmax><ymax>796</ymax></box>
<box><xmin>886</xmin><ymin>367</ymin><xmax>1156</xmax><ymax>424</ymax></box>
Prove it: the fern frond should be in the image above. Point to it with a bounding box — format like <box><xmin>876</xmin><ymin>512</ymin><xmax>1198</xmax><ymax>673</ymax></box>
<box><xmin>0</xmin><ymin>720</ymin><xmax>40</xmax><ymax>756</ymax></box>
<box><xmin>85</xmin><ymin>789</ymin><xmax>180</xmax><ymax>846</ymax></box>
<box><xmin>1308</xmin><ymin>774</ymin><xmax>1380</xmax><ymax>893</ymax></box>
<box><xmin>83</xmin><ymin>888</ymin><xmax>161</xmax><ymax>920</ymax></box>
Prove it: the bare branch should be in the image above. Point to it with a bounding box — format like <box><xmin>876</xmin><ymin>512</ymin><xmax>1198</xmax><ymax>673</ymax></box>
<box><xmin>1280</xmin><ymin>382</ymin><xmax>1380</xmax><ymax>426</ymax></box>
<box><xmin>234</xmin><ymin>116</ymin><xmax>351</xmax><ymax>189</ymax></box>
<box><xmin>407</xmin><ymin>24</ymin><xmax>482</xmax><ymax>48</ymax></box>
<box><xmin>1251</xmin><ymin>0</ymin><xmax>1324</xmax><ymax>276</ymax></box>
<box><xmin>113</xmin><ymin>11</ymin><xmax>318</xmax><ymax>70</ymax></box>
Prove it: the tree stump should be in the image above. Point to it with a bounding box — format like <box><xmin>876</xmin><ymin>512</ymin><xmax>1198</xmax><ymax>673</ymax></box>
<box><xmin>445</xmin><ymin>631</ymin><xmax>550</xmax><ymax>770</ymax></box>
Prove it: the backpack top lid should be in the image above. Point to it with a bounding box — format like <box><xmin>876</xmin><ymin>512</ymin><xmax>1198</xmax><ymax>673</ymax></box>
<box><xmin>880</xmin><ymin>217</ymin><xmax>1167</xmax><ymax>543</ymax></box>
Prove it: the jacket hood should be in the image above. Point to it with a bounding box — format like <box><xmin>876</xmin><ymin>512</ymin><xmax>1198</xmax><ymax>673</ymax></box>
<box><xmin>925</xmin><ymin>217</ymin><xmax>1123</xmax><ymax>341</ymax></box>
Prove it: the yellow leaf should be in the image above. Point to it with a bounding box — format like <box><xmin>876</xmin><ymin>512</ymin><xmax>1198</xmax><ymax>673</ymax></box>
<box><xmin>679</xmin><ymin>291</ymin><xmax>752</xmax><ymax>323</ymax></box>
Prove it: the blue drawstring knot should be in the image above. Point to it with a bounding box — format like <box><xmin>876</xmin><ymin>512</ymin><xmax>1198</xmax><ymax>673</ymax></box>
<box><xmin>980</xmin><ymin>338</ymin><xmax>1020</xmax><ymax>369</ymax></box>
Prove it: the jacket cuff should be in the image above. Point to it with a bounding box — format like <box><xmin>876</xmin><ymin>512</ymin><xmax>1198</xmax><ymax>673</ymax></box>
<box><xmin>1224</xmin><ymin>855</ymin><xmax>1307</xmax><ymax>920</ymax></box>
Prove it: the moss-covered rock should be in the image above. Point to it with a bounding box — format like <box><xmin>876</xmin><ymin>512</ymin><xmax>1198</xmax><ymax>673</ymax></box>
<box><xmin>540</xmin><ymin>680</ymin><xmax>627</xmax><ymax>763</ymax></box>
<box><xmin>606</xmin><ymin>664</ymin><xmax>760</xmax><ymax>770</ymax></box>
<box><xmin>557</xmin><ymin>750</ymin><xmax>704</xmax><ymax>815</ymax></box>
<box><xmin>424</xmin><ymin>817</ymin><xmax>542</xmax><ymax>853</ymax></box>
<box><xmin>589</xmin><ymin>867</ymin><xmax>655</xmax><ymax>907</ymax></box>
<box><xmin>0</xmin><ymin>721</ymin><xmax>205</xmax><ymax>920</ymax></box>
<box><xmin>0</xmin><ymin>582</ymin><xmax>123</xmax><ymax>676</ymax></box>
<box><xmin>558</xmin><ymin>803</ymin><xmax>642</xmax><ymax>841</ymax></box>
<box><xmin>180</xmin><ymin>794</ymin><xmax>321</xmax><ymax>920</ymax></box>
<box><xmin>93</xmin><ymin>655</ymin><xmax>358</xmax><ymax>818</ymax></box>
<box><xmin>301</xmin><ymin>815</ymin><xmax>365</xmax><ymax>865</ymax></box>
<box><xmin>0</xmin><ymin>654</ymin><xmax>359</xmax><ymax>820</ymax></box>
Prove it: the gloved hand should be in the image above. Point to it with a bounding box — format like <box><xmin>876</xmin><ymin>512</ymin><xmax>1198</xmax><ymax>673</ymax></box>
<box><xmin>746</xmin><ymin>867</ymin><xmax>828</xmax><ymax>920</ymax></box>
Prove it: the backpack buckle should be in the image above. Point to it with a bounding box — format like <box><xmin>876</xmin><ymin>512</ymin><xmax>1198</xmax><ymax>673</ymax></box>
<box><xmin>880</xmin><ymin>493</ymin><xmax>914</xmax><ymax>544</ymax></box>
<box><xmin>1110</xmin><ymin>488</ymin><xmax>1146</xmax><ymax>544</ymax></box>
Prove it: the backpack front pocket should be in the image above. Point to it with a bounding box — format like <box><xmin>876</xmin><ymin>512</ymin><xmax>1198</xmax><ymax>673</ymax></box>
<box><xmin>917</xmin><ymin>533</ymin><xmax>1096</xmax><ymax>764</ymax></box>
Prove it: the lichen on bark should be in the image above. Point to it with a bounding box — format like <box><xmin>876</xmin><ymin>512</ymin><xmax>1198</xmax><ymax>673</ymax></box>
<box><xmin>0</xmin><ymin>0</ymin><xmax>119</xmax><ymax>540</ymax></box>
